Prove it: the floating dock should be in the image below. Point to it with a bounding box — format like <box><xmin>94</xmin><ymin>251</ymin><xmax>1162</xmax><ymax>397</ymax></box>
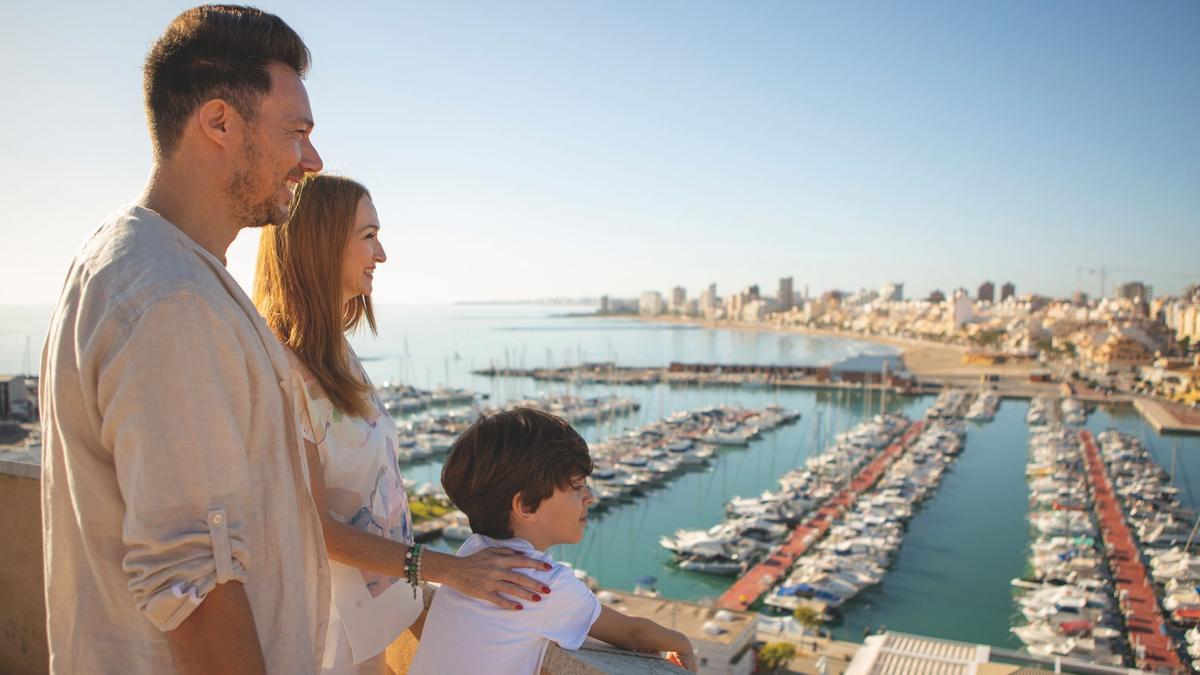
<box><xmin>715</xmin><ymin>421</ymin><xmax>926</xmax><ymax>612</ymax></box>
<box><xmin>1079</xmin><ymin>430</ymin><xmax>1182</xmax><ymax>672</ymax></box>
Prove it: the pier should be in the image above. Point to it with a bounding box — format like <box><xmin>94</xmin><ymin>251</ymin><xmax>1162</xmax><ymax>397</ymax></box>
<box><xmin>473</xmin><ymin>359</ymin><xmax>1200</xmax><ymax>435</ymax></box>
<box><xmin>1079</xmin><ymin>430</ymin><xmax>1183</xmax><ymax>673</ymax></box>
<box><xmin>1134</xmin><ymin>397</ymin><xmax>1200</xmax><ymax>436</ymax></box>
<box><xmin>715</xmin><ymin>421</ymin><xmax>926</xmax><ymax>612</ymax></box>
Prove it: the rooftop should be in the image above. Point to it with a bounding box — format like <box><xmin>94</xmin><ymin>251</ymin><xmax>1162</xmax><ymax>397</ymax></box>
<box><xmin>598</xmin><ymin>590</ymin><xmax>754</xmax><ymax>647</ymax></box>
<box><xmin>846</xmin><ymin>632</ymin><xmax>991</xmax><ymax>675</ymax></box>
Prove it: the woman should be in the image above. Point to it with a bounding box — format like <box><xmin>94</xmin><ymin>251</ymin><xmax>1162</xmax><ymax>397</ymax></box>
<box><xmin>254</xmin><ymin>174</ymin><xmax>550</xmax><ymax>674</ymax></box>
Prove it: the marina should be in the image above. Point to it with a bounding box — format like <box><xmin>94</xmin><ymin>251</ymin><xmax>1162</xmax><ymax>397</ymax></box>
<box><xmin>6</xmin><ymin>304</ymin><xmax>1200</xmax><ymax>666</ymax></box>
<box><xmin>661</xmin><ymin>415</ymin><xmax>911</xmax><ymax>581</ymax></box>
<box><xmin>1083</xmin><ymin>430</ymin><xmax>1181</xmax><ymax>671</ymax></box>
<box><xmin>717</xmin><ymin>417</ymin><xmax>921</xmax><ymax>612</ymax></box>
<box><xmin>760</xmin><ymin>420</ymin><xmax>965</xmax><ymax>614</ymax></box>
<box><xmin>1013</xmin><ymin>423</ymin><xmax>1126</xmax><ymax>665</ymax></box>
<box><xmin>339</xmin><ymin>308</ymin><xmax>1200</xmax><ymax>663</ymax></box>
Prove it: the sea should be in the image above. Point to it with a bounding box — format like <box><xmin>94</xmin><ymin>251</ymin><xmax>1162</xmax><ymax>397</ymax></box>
<box><xmin>6</xmin><ymin>302</ymin><xmax>1200</xmax><ymax>649</ymax></box>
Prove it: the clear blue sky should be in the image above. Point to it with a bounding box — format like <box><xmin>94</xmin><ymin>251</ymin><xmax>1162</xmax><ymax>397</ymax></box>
<box><xmin>1</xmin><ymin>1</ymin><xmax>1197</xmax><ymax>305</ymax></box>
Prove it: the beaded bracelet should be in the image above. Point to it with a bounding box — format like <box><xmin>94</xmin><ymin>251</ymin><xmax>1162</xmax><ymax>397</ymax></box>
<box><xmin>404</xmin><ymin>543</ymin><xmax>424</xmax><ymax>598</ymax></box>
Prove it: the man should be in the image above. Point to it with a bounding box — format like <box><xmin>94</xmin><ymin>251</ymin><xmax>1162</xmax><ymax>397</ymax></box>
<box><xmin>41</xmin><ymin>6</ymin><xmax>327</xmax><ymax>673</ymax></box>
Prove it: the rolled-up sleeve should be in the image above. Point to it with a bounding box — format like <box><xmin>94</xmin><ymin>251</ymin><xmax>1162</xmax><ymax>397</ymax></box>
<box><xmin>97</xmin><ymin>293</ymin><xmax>253</xmax><ymax>632</ymax></box>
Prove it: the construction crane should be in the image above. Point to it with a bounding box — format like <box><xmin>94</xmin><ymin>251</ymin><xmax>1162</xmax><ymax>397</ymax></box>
<box><xmin>1075</xmin><ymin>266</ymin><xmax>1149</xmax><ymax>299</ymax></box>
<box><xmin>1075</xmin><ymin>266</ymin><xmax>1195</xmax><ymax>300</ymax></box>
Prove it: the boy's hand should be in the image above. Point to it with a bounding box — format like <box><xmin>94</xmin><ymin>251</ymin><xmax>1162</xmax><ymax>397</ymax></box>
<box><xmin>591</xmin><ymin>607</ymin><xmax>697</xmax><ymax>672</ymax></box>
<box><xmin>666</xmin><ymin>649</ymin><xmax>697</xmax><ymax>672</ymax></box>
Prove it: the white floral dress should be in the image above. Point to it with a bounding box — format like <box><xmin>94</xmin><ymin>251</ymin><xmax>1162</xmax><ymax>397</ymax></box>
<box><xmin>291</xmin><ymin>348</ymin><xmax>421</xmax><ymax>669</ymax></box>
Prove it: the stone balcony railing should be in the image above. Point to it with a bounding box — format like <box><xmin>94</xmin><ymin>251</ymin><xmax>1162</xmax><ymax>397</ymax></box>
<box><xmin>388</xmin><ymin>602</ymin><xmax>686</xmax><ymax>674</ymax></box>
<box><xmin>0</xmin><ymin>458</ymin><xmax>684</xmax><ymax>674</ymax></box>
<box><xmin>0</xmin><ymin>457</ymin><xmax>44</xmax><ymax>674</ymax></box>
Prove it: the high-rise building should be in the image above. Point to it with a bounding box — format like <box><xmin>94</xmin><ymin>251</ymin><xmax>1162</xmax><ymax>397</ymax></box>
<box><xmin>977</xmin><ymin>281</ymin><xmax>995</xmax><ymax>304</ymax></box>
<box><xmin>599</xmin><ymin>294</ymin><xmax>610</xmax><ymax>314</ymax></box>
<box><xmin>638</xmin><ymin>291</ymin><xmax>664</xmax><ymax>316</ymax></box>
<box><xmin>746</xmin><ymin>285</ymin><xmax>760</xmax><ymax>301</ymax></box>
<box><xmin>726</xmin><ymin>293</ymin><xmax>744</xmax><ymax>320</ymax></box>
<box><xmin>1116</xmin><ymin>281</ymin><xmax>1152</xmax><ymax>303</ymax></box>
<box><xmin>778</xmin><ymin>277</ymin><xmax>794</xmax><ymax>311</ymax></box>
<box><xmin>928</xmin><ymin>289</ymin><xmax>946</xmax><ymax>303</ymax></box>
<box><xmin>669</xmin><ymin>286</ymin><xmax>687</xmax><ymax>313</ymax></box>
<box><xmin>880</xmin><ymin>282</ymin><xmax>904</xmax><ymax>302</ymax></box>
<box><xmin>1072</xmin><ymin>291</ymin><xmax>1089</xmax><ymax>307</ymax></box>
<box><xmin>1000</xmin><ymin>282</ymin><xmax>1016</xmax><ymax>301</ymax></box>
<box><xmin>699</xmin><ymin>283</ymin><xmax>718</xmax><ymax>312</ymax></box>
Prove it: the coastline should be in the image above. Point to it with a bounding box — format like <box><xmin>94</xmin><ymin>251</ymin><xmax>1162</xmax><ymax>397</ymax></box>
<box><xmin>588</xmin><ymin>313</ymin><xmax>1037</xmax><ymax>383</ymax></box>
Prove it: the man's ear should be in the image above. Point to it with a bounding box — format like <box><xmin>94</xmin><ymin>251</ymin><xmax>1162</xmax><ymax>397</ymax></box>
<box><xmin>511</xmin><ymin>492</ymin><xmax>538</xmax><ymax>525</ymax></box>
<box><xmin>193</xmin><ymin>98</ymin><xmax>238</xmax><ymax>149</ymax></box>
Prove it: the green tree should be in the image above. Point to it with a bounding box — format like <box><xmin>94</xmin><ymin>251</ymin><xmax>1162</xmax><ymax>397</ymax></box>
<box><xmin>793</xmin><ymin>605</ymin><xmax>823</xmax><ymax>636</ymax></box>
<box><xmin>758</xmin><ymin>642</ymin><xmax>797</xmax><ymax>674</ymax></box>
<box><xmin>970</xmin><ymin>329</ymin><xmax>1005</xmax><ymax>348</ymax></box>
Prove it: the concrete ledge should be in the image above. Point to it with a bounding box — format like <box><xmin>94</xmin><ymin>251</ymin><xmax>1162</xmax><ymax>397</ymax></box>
<box><xmin>542</xmin><ymin>641</ymin><xmax>685</xmax><ymax>674</ymax></box>
<box><xmin>0</xmin><ymin>471</ymin><xmax>47</xmax><ymax>674</ymax></box>
<box><xmin>385</xmin><ymin>589</ymin><xmax>686</xmax><ymax>675</ymax></box>
<box><xmin>0</xmin><ymin>456</ymin><xmax>39</xmax><ymax>479</ymax></box>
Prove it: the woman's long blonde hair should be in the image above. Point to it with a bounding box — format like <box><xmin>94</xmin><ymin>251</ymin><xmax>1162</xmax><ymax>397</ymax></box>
<box><xmin>254</xmin><ymin>173</ymin><xmax>377</xmax><ymax>418</ymax></box>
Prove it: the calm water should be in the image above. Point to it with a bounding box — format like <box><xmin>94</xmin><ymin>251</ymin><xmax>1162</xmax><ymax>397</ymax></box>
<box><xmin>6</xmin><ymin>303</ymin><xmax>1200</xmax><ymax>649</ymax></box>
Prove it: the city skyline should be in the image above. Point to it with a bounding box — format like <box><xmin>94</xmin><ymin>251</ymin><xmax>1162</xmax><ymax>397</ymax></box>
<box><xmin>2</xmin><ymin>1</ymin><xmax>1198</xmax><ymax>306</ymax></box>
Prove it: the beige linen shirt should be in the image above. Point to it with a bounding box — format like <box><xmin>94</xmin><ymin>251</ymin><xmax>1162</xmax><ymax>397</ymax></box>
<box><xmin>40</xmin><ymin>205</ymin><xmax>330</xmax><ymax>673</ymax></box>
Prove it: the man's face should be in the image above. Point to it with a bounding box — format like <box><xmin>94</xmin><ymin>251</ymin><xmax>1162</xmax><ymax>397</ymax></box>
<box><xmin>227</xmin><ymin>61</ymin><xmax>322</xmax><ymax>229</ymax></box>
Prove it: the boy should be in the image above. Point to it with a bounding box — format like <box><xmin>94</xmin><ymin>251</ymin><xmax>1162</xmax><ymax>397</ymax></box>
<box><xmin>410</xmin><ymin>408</ymin><xmax>697</xmax><ymax>674</ymax></box>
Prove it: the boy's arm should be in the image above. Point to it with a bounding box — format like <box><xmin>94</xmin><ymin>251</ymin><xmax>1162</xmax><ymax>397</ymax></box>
<box><xmin>588</xmin><ymin>605</ymin><xmax>697</xmax><ymax>672</ymax></box>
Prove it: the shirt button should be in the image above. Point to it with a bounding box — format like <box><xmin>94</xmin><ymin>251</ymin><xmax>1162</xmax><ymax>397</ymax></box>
<box><xmin>211</xmin><ymin>513</ymin><xmax>224</xmax><ymax>525</ymax></box>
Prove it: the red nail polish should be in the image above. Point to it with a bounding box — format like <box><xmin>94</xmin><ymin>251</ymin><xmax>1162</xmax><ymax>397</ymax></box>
<box><xmin>542</xmin><ymin>585</ymin><xmax>551</xmax><ymax>594</ymax></box>
<box><xmin>515</xmin><ymin>604</ymin><xmax>524</xmax><ymax>610</ymax></box>
<box><xmin>543</xmin><ymin>563</ymin><xmax>552</xmax><ymax>570</ymax></box>
<box><xmin>532</xmin><ymin>594</ymin><xmax>542</xmax><ymax>602</ymax></box>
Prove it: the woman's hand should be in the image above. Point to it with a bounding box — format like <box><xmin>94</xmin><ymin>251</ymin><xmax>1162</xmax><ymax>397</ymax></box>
<box><xmin>427</xmin><ymin>547</ymin><xmax>552</xmax><ymax>610</ymax></box>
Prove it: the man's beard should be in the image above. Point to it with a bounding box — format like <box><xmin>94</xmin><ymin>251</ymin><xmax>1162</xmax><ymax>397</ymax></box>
<box><xmin>227</xmin><ymin>137</ymin><xmax>288</xmax><ymax>229</ymax></box>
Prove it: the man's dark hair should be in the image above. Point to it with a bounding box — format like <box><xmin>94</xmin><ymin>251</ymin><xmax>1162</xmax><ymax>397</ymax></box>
<box><xmin>442</xmin><ymin>408</ymin><xmax>593</xmax><ymax>539</ymax></box>
<box><xmin>143</xmin><ymin>4</ymin><xmax>310</xmax><ymax>157</ymax></box>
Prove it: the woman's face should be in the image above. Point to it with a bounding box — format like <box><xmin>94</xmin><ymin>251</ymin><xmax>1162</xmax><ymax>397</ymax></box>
<box><xmin>341</xmin><ymin>195</ymin><xmax>386</xmax><ymax>305</ymax></box>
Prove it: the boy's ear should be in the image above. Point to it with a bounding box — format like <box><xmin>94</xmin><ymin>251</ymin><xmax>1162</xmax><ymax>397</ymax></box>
<box><xmin>511</xmin><ymin>492</ymin><xmax>538</xmax><ymax>524</ymax></box>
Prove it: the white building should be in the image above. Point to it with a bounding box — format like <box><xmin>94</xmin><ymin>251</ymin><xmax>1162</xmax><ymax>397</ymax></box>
<box><xmin>847</xmin><ymin>632</ymin><xmax>992</xmax><ymax>675</ymax></box>
<box><xmin>699</xmin><ymin>283</ymin><xmax>719</xmax><ymax>318</ymax></box>
<box><xmin>880</xmin><ymin>281</ymin><xmax>904</xmax><ymax>303</ymax></box>
<box><xmin>742</xmin><ymin>299</ymin><xmax>767</xmax><ymax>322</ymax></box>
<box><xmin>951</xmin><ymin>290</ymin><xmax>973</xmax><ymax>327</ymax></box>
<box><xmin>1165</xmin><ymin>301</ymin><xmax>1200</xmax><ymax>344</ymax></box>
<box><xmin>639</xmin><ymin>291</ymin><xmax>665</xmax><ymax>316</ymax></box>
<box><xmin>0</xmin><ymin>376</ymin><xmax>33</xmax><ymax>420</ymax></box>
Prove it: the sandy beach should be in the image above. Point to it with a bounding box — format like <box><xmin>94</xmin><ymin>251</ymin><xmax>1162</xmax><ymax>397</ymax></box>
<box><xmin>608</xmin><ymin>314</ymin><xmax>1040</xmax><ymax>383</ymax></box>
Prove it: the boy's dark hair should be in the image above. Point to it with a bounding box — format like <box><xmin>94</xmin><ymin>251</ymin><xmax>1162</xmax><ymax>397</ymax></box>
<box><xmin>143</xmin><ymin>4</ymin><xmax>311</xmax><ymax>157</ymax></box>
<box><xmin>442</xmin><ymin>408</ymin><xmax>593</xmax><ymax>539</ymax></box>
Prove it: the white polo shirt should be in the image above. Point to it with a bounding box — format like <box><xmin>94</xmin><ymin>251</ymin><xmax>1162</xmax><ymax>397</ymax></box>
<box><xmin>410</xmin><ymin>535</ymin><xmax>601</xmax><ymax>675</ymax></box>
